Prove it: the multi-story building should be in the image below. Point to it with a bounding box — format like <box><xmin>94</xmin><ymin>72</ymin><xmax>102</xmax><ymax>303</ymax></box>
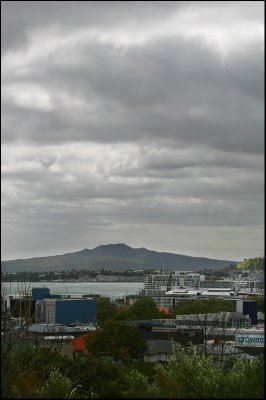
<box><xmin>140</xmin><ymin>271</ymin><xmax>205</xmax><ymax>296</ymax></box>
<box><xmin>139</xmin><ymin>269</ymin><xmax>263</xmax><ymax>298</ymax></box>
<box><xmin>194</xmin><ymin>277</ymin><xmax>260</xmax><ymax>292</ymax></box>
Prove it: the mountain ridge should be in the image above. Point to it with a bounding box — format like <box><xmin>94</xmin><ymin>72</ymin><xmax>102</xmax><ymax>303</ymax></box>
<box><xmin>1</xmin><ymin>243</ymin><xmax>237</xmax><ymax>272</ymax></box>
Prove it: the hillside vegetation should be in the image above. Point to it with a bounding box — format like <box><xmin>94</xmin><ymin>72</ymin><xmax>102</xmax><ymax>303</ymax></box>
<box><xmin>236</xmin><ymin>257</ymin><xmax>264</xmax><ymax>271</ymax></box>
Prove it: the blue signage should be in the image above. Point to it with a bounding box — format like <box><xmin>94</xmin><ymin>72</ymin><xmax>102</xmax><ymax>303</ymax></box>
<box><xmin>236</xmin><ymin>335</ymin><xmax>264</xmax><ymax>346</ymax></box>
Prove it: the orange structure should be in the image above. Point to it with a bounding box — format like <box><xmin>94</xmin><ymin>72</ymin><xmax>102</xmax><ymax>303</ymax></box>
<box><xmin>70</xmin><ymin>332</ymin><xmax>93</xmax><ymax>354</ymax></box>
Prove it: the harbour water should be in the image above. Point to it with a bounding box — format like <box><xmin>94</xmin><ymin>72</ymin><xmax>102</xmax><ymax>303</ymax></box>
<box><xmin>1</xmin><ymin>281</ymin><xmax>144</xmax><ymax>300</ymax></box>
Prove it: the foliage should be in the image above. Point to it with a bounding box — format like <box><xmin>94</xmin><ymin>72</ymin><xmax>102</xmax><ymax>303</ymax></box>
<box><xmin>62</xmin><ymin>356</ymin><xmax>127</xmax><ymax>398</ymax></box>
<box><xmin>1</xmin><ymin>344</ymin><xmax>20</xmax><ymax>398</ymax></box>
<box><xmin>125</xmin><ymin>359</ymin><xmax>156</xmax><ymax>382</ymax></box>
<box><xmin>1</xmin><ymin>332</ymin><xmax>40</xmax><ymax>398</ymax></box>
<box><xmin>96</xmin><ymin>297</ymin><xmax>167</xmax><ymax>323</ymax></box>
<box><xmin>116</xmin><ymin>308</ymin><xmax>135</xmax><ymax>321</ymax></box>
<box><xmin>2</xmin><ymin>335</ymin><xmax>264</xmax><ymax>399</ymax></box>
<box><xmin>223</xmin><ymin>355</ymin><xmax>265</xmax><ymax>398</ymax></box>
<box><xmin>154</xmin><ymin>343</ymin><xmax>226</xmax><ymax>398</ymax></box>
<box><xmin>171</xmin><ymin>298</ymin><xmax>235</xmax><ymax>316</ymax></box>
<box><xmin>85</xmin><ymin>320</ymin><xmax>147</xmax><ymax>361</ymax></box>
<box><xmin>123</xmin><ymin>343</ymin><xmax>224</xmax><ymax>398</ymax></box>
<box><xmin>123</xmin><ymin>369</ymin><xmax>159</xmax><ymax>398</ymax></box>
<box><xmin>128</xmin><ymin>297</ymin><xmax>167</xmax><ymax>320</ymax></box>
<box><xmin>10</xmin><ymin>372</ymin><xmax>40</xmax><ymax>398</ymax></box>
<box><xmin>123</xmin><ymin>343</ymin><xmax>265</xmax><ymax>398</ymax></box>
<box><xmin>37</xmin><ymin>368</ymin><xmax>73</xmax><ymax>398</ymax></box>
<box><xmin>236</xmin><ymin>257</ymin><xmax>264</xmax><ymax>270</ymax></box>
<box><xmin>2</xmin><ymin>345</ymin><xmax>76</xmax><ymax>398</ymax></box>
<box><xmin>96</xmin><ymin>297</ymin><xmax>118</xmax><ymax>324</ymax></box>
<box><xmin>21</xmin><ymin>347</ymin><xmax>69</xmax><ymax>381</ymax></box>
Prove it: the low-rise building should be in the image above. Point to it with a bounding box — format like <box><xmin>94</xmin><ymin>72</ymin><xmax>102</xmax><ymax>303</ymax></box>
<box><xmin>143</xmin><ymin>340</ymin><xmax>172</xmax><ymax>362</ymax></box>
<box><xmin>176</xmin><ymin>312</ymin><xmax>252</xmax><ymax>331</ymax></box>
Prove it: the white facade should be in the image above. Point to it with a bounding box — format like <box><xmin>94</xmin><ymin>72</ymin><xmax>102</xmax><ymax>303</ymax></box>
<box><xmin>140</xmin><ymin>269</ymin><xmax>262</xmax><ymax>298</ymax></box>
<box><xmin>140</xmin><ymin>271</ymin><xmax>204</xmax><ymax>296</ymax></box>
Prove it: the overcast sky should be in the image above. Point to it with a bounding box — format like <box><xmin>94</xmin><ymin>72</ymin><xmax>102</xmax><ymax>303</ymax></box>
<box><xmin>1</xmin><ymin>1</ymin><xmax>264</xmax><ymax>262</ymax></box>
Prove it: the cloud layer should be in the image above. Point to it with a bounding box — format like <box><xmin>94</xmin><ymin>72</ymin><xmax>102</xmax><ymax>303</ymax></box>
<box><xmin>1</xmin><ymin>1</ymin><xmax>264</xmax><ymax>261</ymax></box>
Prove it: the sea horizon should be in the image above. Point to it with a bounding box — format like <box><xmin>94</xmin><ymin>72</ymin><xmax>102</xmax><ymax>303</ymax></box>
<box><xmin>1</xmin><ymin>281</ymin><xmax>144</xmax><ymax>300</ymax></box>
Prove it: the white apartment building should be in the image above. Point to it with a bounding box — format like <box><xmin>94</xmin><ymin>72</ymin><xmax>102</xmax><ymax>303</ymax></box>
<box><xmin>140</xmin><ymin>271</ymin><xmax>205</xmax><ymax>296</ymax></box>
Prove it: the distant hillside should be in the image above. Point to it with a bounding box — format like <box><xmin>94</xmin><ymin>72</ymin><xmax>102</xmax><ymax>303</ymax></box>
<box><xmin>236</xmin><ymin>257</ymin><xmax>264</xmax><ymax>271</ymax></box>
<box><xmin>1</xmin><ymin>243</ymin><xmax>237</xmax><ymax>273</ymax></box>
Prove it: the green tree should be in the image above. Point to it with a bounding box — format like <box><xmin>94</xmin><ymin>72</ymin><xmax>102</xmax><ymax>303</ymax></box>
<box><xmin>236</xmin><ymin>257</ymin><xmax>264</xmax><ymax>270</ymax></box>
<box><xmin>96</xmin><ymin>297</ymin><xmax>118</xmax><ymax>324</ymax></box>
<box><xmin>123</xmin><ymin>343</ymin><xmax>265</xmax><ymax>398</ymax></box>
<box><xmin>124</xmin><ymin>343</ymin><xmax>226</xmax><ymax>398</ymax></box>
<box><xmin>37</xmin><ymin>368</ymin><xmax>73</xmax><ymax>399</ymax></box>
<box><xmin>124</xmin><ymin>369</ymin><xmax>159</xmax><ymax>398</ymax></box>
<box><xmin>85</xmin><ymin>320</ymin><xmax>147</xmax><ymax>361</ymax></box>
<box><xmin>129</xmin><ymin>297</ymin><xmax>167</xmax><ymax>320</ymax></box>
<box><xmin>116</xmin><ymin>308</ymin><xmax>135</xmax><ymax>321</ymax></box>
<box><xmin>63</xmin><ymin>356</ymin><xmax>127</xmax><ymax>398</ymax></box>
<box><xmin>171</xmin><ymin>298</ymin><xmax>235</xmax><ymax>316</ymax></box>
<box><xmin>224</xmin><ymin>355</ymin><xmax>264</xmax><ymax>398</ymax></box>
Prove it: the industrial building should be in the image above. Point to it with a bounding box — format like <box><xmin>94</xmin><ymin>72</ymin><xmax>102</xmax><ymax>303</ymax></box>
<box><xmin>35</xmin><ymin>298</ymin><xmax>96</xmax><ymax>325</ymax></box>
<box><xmin>2</xmin><ymin>294</ymin><xmax>36</xmax><ymax>320</ymax></box>
<box><xmin>2</xmin><ymin>287</ymin><xmax>97</xmax><ymax>329</ymax></box>
<box><xmin>175</xmin><ymin>299</ymin><xmax>264</xmax><ymax>356</ymax></box>
<box><xmin>2</xmin><ymin>287</ymin><xmax>61</xmax><ymax>319</ymax></box>
<box><xmin>175</xmin><ymin>299</ymin><xmax>258</xmax><ymax>331</ymax></box>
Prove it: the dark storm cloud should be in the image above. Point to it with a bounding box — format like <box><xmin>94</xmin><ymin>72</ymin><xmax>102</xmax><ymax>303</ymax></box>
<box><xmin>1</xmin><ymin>1</ymin><xmax>264</xmax><ymax>260</ymax></box>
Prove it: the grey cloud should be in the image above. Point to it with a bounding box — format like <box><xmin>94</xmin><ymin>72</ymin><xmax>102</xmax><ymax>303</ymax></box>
<box><xmin>2</xmin><ymin>2</ymin><xmax>263</xmax><ymax>53</ymax></box>
<box><xmin>1</xmin><ymin>1</ymin><xmax>264</xmax><ymax>261</ymax></box>
<box><xmin>1</xmin><ymin>1</ymin><xmax>184</xmax><ymax>53</ymax></box>
<box><xmin>2</xmin><ymin>147</ymin><xmax>263</xmax><ymax>227</ymax></box>
<box><xmin>35</xmin><ymin>155</ymin><xmax>58</xmax><ymax>168</ymax></box>
<box><xmin>2</xmin><ymin>37</ymin><xmax>264</xmax><ymax>156</ymax></box>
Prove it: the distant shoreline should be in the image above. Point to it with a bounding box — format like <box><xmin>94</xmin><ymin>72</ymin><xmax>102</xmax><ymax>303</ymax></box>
<box><xmin>1</xmin><ymin>279</ymin><xmax>144</xmax><ymax>283</ymax></box>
